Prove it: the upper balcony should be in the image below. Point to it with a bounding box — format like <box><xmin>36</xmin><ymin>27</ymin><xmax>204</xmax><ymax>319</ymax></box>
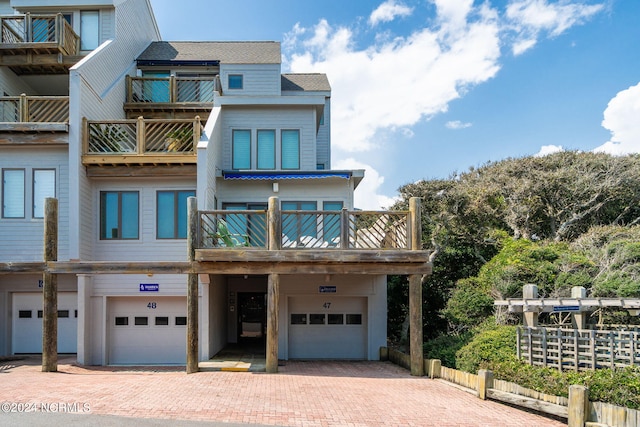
<box><xmin>0</xmin><ymin>94</ymin><xmax>69</xmax><ymax>144</ymax></box>
<box><xmin>124</xmin><ymin>75</ymin><xmax>217</xmax><ymax>120</ymax></box>
<box><xmin>0</xmin><ymin>13</ymin><xmax>81</xmax><ymax>74</ymax></box>
<box><xmin>81</xmin><ymin>117</ymin><xmax>200</xmax><ymax>177</ymax></box>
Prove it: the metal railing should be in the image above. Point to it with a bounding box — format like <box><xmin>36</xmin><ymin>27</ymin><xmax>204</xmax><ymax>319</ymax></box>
<box><xmin>0</xmin><ymin>95</ymin><xmax>69</xmax><ymax>123</ymax></box>
<box><xmin>0</xmin><ymin>13</ymin><xmax>79</xmax><ymax>56</ymax></box>
<box><xmin>198</xmin><ymin>209</ymin><xmax>411</xmax><ymax>250</ymax></box>
<box><xmin>126</xmin><ymin>76</ymin><xmax>219</xmax><ymax>104</ymax></box>
<box><xmin>83</xmin><ymin>117</ymin><xmax>200</xmax><ymax>157</ymax></box>
<box><xmin>517</xmin><ymin>326</ymin><xmax>640</xmax><ymax>371</ymax></box>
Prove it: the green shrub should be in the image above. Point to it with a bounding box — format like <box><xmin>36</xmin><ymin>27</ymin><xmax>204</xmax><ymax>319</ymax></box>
<box><xmin>455</xmin><ymin>321</ymin><xmax>517</xmax><ymax>372</ymax></box>
<box><xmin>423</xmin><ymin>332</ymin><xmax>472</xmax><ymax>368</ymax></box>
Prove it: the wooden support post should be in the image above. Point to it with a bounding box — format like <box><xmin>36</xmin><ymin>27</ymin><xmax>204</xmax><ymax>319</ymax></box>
<box><xmin>42</xmin><ymin>198</ymin><xmax>58</xmax><ymax>372</ymax></box>
<box><xmin>568</xmin><ymin>385</ymin><xmax>589</xmax><ymax>427</ymax></box>
<box><xmin>408</xmin><ymin>197</ymin><xmax>424</xmax><ymax>376</ymax></box>
<box><xmin>340</xmin><ymin>207</ymin><xmax>349</xmax><ymax>249</ymax></box>
<box><xmin>477</xmin><ymin>369</ymin><xmax>494</xmax><ymax>400</ymax></box>
<box><xmin>523</xmin><ymin>284</ymin><xmax>539</xmax><ymax>327</ymax></box>
<box><xmin>186</xmin><ymin>197</ymin><xmax>199</xmax><ymax>374</ymax></box>
<box><xmin>409</xmin><ymin>273</ymin><xmax>424</xmax><ymax>376</ymax></box>
<box><xmin>266</xmin><ymin>273</ymin><xmax>279</xmax><ymax>373</ymax></box>
<box><xmin>571</xmin><ymin>286</ymin><xmax>587</xmax><ymax>330</ymax></box>
<box><xmin>429</xmin><ymin>359</ymin><xmax>441</xmax><ymax>379</ymax></box>
<box><xmin>136</xmin><ymin>116</ymin><xmax>145</xmax><ymax>154</ymax></box>
<box><xmin>268</xmin><ymin>197</ymin><xmax>281</xmax><ymax>250</ymax></box>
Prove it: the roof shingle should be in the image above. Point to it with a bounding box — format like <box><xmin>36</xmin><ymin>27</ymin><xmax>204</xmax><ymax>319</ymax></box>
<box><xmin>137</xmin><ymin>41</ymin><xmax>281</xmax><ymax>64</ymax></box>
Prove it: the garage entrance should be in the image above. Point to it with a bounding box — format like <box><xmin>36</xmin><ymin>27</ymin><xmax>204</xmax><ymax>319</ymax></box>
<box><xmin>12</xmin><ymin>292</ymin><xmax>77</xmax><ymax>354</ymax></box>
<box><xmin>288</xmin><ymin>296</ymin><xmax>367</xmax><ymax>359</ymax></box>
<box><xmin>108</xmin><ymin>296</ymin><xmax>186</xmax><ymax>365</ymax></box>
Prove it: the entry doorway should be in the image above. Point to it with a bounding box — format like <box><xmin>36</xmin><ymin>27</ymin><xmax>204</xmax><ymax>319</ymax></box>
<box><xmin>237</xmin><ymin>292</ymin><xmax>266</xmax><ymax>350</ymax></box>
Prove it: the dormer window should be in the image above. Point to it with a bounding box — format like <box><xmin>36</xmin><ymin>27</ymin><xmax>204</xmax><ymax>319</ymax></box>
<box><xmin>228</xmin><ymin>74</ymin><xmax>243</xmax><ymax>90</ymax></box>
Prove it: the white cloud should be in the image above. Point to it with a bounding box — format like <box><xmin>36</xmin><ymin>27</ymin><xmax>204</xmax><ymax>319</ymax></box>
<box><xmin>285</xmin><ymin>1</ymin><xmax>501</xmax><ymax>153</ymax></box>
<box><xmin>369</xmin><ymin>0</ymin><xmax>413</xmax><ymax>26</ymax></box>
<box><xmin>593</xmin><ymin>82</ymin><xmax>640</xmax><ymax>155</ymax></box>
<box><xmin>334</xmin><ymin>158</ymin><xmax>398</xmax><ymax>210</ymax></box>
<box><xmin>535</xmin><ymin>144</ymin><xmax>564</xmax><ymax>156</ymax></box>
<box><xmin>446</xmin><ymin>120</ymin><xmax>472</xmax><ymax>129</ymax></box>
<box><xmin>506</xmin><ymin>0</ymin><xmax>605</xmax><ymax>55</ymax></box>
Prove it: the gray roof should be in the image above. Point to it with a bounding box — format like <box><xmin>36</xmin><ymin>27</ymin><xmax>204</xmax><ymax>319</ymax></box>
<box><xmin>281</xmin><ymin>74</ymin><xmax>331</xmax><ymax>92</ymax></box>
<box><xmin>137</xmin><ymin>41</ymin><xmax>281</xmax><ymax>64</ymax></box>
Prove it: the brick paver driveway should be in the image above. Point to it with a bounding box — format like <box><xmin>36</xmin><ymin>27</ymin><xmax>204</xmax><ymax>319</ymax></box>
<box><xmin>1</xmin><ymin>356</ymin><xmax>565</xmax><ymax>426</ymax></box>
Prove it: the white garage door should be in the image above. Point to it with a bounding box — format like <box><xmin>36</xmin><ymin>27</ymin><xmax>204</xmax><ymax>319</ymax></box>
<box><xmin>288</xmin><ymin>296</ymin><xmax>367</xmax><ymax>359</ymax></box>
<box><xmin>108</xmin><ymin>296</ymin><xmax>186</xmax><ymax>365</ymax></box>
<box><xmin>12</xmin><ymin>292</ymin><xmax>78</xmax><ymax>354</ymax></box>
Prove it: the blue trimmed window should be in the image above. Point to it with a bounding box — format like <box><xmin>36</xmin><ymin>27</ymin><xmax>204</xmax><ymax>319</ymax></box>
<box><xmin>100</xmin><ymin>191</ymin><xmax>139</xmax><ymax>240</ymax></box>
<box><xmin>157</xmin><ymin>190</ymin><xmax>195</xmax><ymax>239</ymax></box>
<box><xmin>228</xmin><ymin>74</ymin><xmax>243</xmax><ymax>90</ymax></box>
<box><xmin>232</xmin><ymin>129</ymin><xmax>251</xmax><ymax>169</ymax></box>
<box><xmin>281</xmin><ymin>130</ymin><xmax>300</xmax><ymax>170</ymax></box>
<box><xmin>257</xmin><ymin>130</ymin><xmax>275</xmax><ymax>170</ymax></box>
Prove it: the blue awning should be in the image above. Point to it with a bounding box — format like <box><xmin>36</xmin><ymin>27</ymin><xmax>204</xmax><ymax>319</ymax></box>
<box><xmin>223</xmin><ymin>171</ymin><xmax>352</xmax><ymax>180</ymax></box>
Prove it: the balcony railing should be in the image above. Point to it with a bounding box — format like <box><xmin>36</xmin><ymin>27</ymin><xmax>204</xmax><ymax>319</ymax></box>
<box><xmin>198</xmin><ymin>209</ymin><xmax>411</xmax><ymax>250</ymax></box>
<box><xmin>0</xmin><ymin>13</ymin><xmax>79</xmax><ymax>56</ymax></box>
<box><xmin>126</xmin><ymin>76</ymin><xmax>219</xmax><ymax>104</ymax></box>
<box><xmin>82</xmin><ymin>117</ymin><xmax>200</xmax><ymax>164</ymax></box>
<box><xmin>0</xmin><ymin>95</ymin><xmax>69</xmax><ymax>123</ymax></box>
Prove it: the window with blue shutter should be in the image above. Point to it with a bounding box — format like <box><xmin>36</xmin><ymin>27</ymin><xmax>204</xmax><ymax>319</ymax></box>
<box><xmin>281</xmin><ymin>130</ymin><xmax>300</xmax><ymax>170</ymax></box>
<box><xmin>257</xmin><ymin>130</ymin><xmax>275</xmax><ymax>170</ymax></box>
<box><xmin>232</xmin><ymin>129</ymin><xmax>251</xmax><ymax>169</ymax></box>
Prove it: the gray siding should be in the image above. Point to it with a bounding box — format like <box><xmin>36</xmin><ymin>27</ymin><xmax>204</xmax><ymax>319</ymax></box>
<box><xmin>0</xmin><ymin>148</ymin><xmax>69</xmax><ymax>261</ymax></box>
<box><xmin>220</xmin><ymin>107</ymin><xmax>317</xmax><ymax>171</ymax></box>
<box><xmin>316</xmin><ymin>99</ymin><xmax>331</xmax><ymax>169</ymax></box>
<box><xmin>221</xmin><ymin>64</ymin><xmax>281</xmax><ymax>96</ymax></box>
<box><xmin>68</xmin><ymin>0</ymin><xmax>160</xmax><ymax>260</ymax></box>
<box><xmin>91</xmin><ymin>178</ymin><xmax>195</xmax><ymax>261</ymax></box>
<box><xmin>0</xmin><ymin>68</ymin><xmax>36</xmax><ymax>95</ymax></box>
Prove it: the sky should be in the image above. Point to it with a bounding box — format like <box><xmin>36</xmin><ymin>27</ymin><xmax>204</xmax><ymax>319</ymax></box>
<box><xmin>150</xmin><ymin>0</ymin><xmax>640</xmax><ymax>210</ymax></box>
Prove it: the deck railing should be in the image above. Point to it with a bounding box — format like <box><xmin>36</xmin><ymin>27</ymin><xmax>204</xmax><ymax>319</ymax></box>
<box><xmin>517</xmin><ymin>326</ymin><xmax>640</xmax><ymax>371</ymax></box>
<box><xmin>0</xmin><ymin>95</ymin><xmax>69</xmax><ymax>123</ymax></box>
<box><xmin>198</xmin><ymin>208</ymin><xmax>411</xmax><ymax>250</ymax></box>
<box><xmin>0</xmin><ymin>13</ymin><xmax>79</xmax><ymax>56</ymax></box>
<box><xmin>83</xmin><ymin>117</ymin><xmax>200</xmax><ymax>158</ymax></box>
<box><xmin>126</xmin><ymin>76</ymin><xmax>219</xmax><ymax>104</ymax></box>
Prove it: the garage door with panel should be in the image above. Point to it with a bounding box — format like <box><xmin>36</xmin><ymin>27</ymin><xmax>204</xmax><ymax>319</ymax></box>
<box><xmin>288</xmin><ymin>296</ymin><xmax>367</xmax><ymax>359</ymax></box>
<box><xmin>12</xmin><ymin>292</ymin><xmax>78</xmax><ymax>354</ymax></box>
<box><xmin>108</xmin><ymin>296</ymin><xmax>186</xmax><ymax>365</ymax></box>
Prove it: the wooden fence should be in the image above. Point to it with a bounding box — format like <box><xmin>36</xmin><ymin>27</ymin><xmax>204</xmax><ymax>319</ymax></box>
<box><xmin>518</xmin><ymin>326</ymin><xmax>640</xmax><ymax>371</ymax></box>
<box><xmin>383</xmin><ymin>347</ymin><xmax>640</xmax><ymax>426</ymax></box>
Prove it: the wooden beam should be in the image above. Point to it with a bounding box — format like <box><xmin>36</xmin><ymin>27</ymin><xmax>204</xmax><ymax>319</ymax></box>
<box><xmin>0</xmin><ymin>132</ymin><xmax>69</xmax><ymax>145</ymax></box>
<box><xmin>42</xmin><ymin>198</ymin><xmax>57</xmax><ymax>372</ymax></box>
<box><xmin>81</xmin><ymin>154</ymin><xmax>196</xmax><ymax>165</ymax></box>
<box><xmin>266</xmin><ymin>273</ymin><xmax>279</xmax><ymax>373</ymax></box>
<box><xmin>195</xmin><ymin>249</ymin><xmax>432</xmax><ymax>264</ymax></box>
<box><xmin>0</xmin><ymin>123</ymin><xmax>68</xmax><ymax>133</ymax></box>
<box><xmin>186</xmin><ymin>197</ymin><xmax>198</xmax><ymax>374</ymax></box>
<box><xmin>84</xmin><ymin>164</ymin><xmax>197</xmax><ymax>178</ymax></box>
<box><xmin>6</xmin><ymin>259</ymin><xmax>432</xmax><ymax>276</ymax></box>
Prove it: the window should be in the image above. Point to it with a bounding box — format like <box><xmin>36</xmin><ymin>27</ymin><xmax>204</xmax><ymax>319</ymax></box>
<box><xmin>157</xmin><ymin>190</ymin><xmax>195</xmax><ymax>239</ymax></box>
<box><xmin>155</xmin><ymin>316</ymin><xmax>169</xmax><ymax>326</ymax></box>
<box><xmin>257</xmin><ymin>130</ymin><xmax>275</xmax><ymax>170</ymax></box>
<box><xmin>220</xmin><ymin>203</ymin><xmax>267</xmax><ymax>247</ymax></box>
<box><xmin>134</xmin><ymin>316</ymin><xmax>148</xmax><ymax>326</ymax></box>
<box><xmin>346</xmin><ymin>314</ymin><xmax>362</xmax><ymax>325</ymax></box>
<box><xmin>281</xmin><ymin>130</ymin><xmax>300</xmax><ymax>169</ymax></box>
<box><xmin>2</xmin><ymin>169</ymin><xmax>24</xmax><ymax>218</ymax></box>
<box><xmin>175</xmin><ymin>316</ymin><xmax>187</xmax><ymax>326</ymax></box>
<box><xmin>228</xmin><ymin>74</ymin><xmax>243</xmax><ymax>90</ymax></box>
<box><xmin>115</xmin><ymin>317</ymin><xmax>128</xmax><ymax>326</ymax></box>
<box><xmin>232</xmin><ymin>129</ymin><xmax>251</xmax><ymax>169</ymax></box>
<box><xmin>80</xmin><ymin>11</ymin><xmax>100</xmax><ymax>50</ymax></box>
<box><xmin>290</xmin><ymin>314</ymin><xmax>307</xmax><ymax>325</ymax></box>
<box><xmin>309</xmin><ymin>314</ymin><xmax>325</xmax><ymax>325</ymax></box>
<box><xmin>57</xmin><ymin>310</ymin><xmax>69</xmax><ymax>318</ymax></box>
<box><xmin>282</xmin><ymin>201</ymin><xmax>317</xmax><ymax>242</ymax></box>
<box><xmin>18</xmin><ymin>310</ymin><xmax>32</xmax><ymax>318</ymax></box>
<box><xmin>33</xmin><ymin>169</ymin><xmax>55</xmax><ymax>218</ymax></box>
<box><xmin>328</xmin><ymin>314</ymin><xmax>344</xmax><ymax>325</ymax></box>
<box><xmin>100</xmin><ymin>191</ymin><xmax>139</xmax><ymax>240</ymax></box>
